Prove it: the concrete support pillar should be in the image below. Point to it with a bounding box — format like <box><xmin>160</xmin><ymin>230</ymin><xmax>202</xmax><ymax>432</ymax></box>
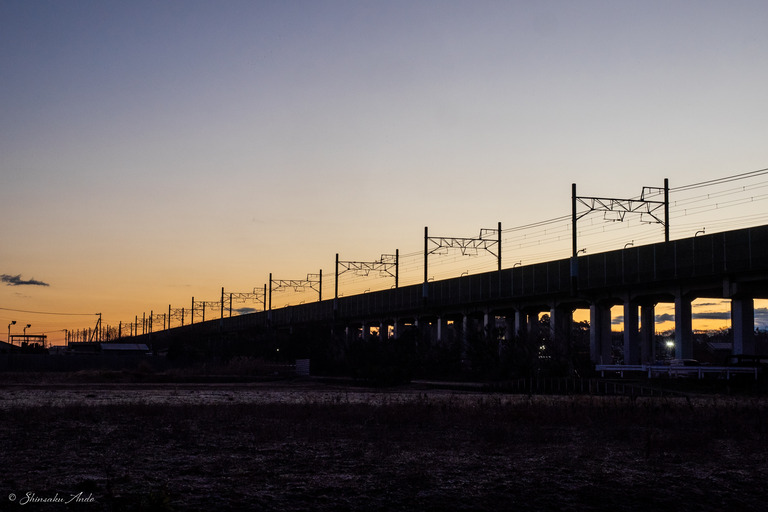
<box><xmin>436</xmin><ymin>317</ymin><xmax>447</xmax><ymax>344</ymax></box>
<box><xmin>345</xmin><ymin>325</ymin><xmax>356</xmax><ymax>344</ymax></box>
<box><xmin>422</xmin><ymin>318</ymin><xmax>434</xmax><ymax>345</ymax></box>
<box><xmin>410</xmin><ymin>317</ymin><xmax>429</xmax><ymax>345</ymax></box>
<box><xmin>505</xmin><ymin>315</ymin><xmax>516</xmax><ymax>342</ymax></box>
<box><xmin>392</xmin><ymin>319</ymin><xmax>406</xmax><ymax>340</ymax></box>
<box><xmin>623</xmin><ymin>300</ymin><xmax>641</xmax><ymax>365</ymax></box>
<box><xmin>548</xmin><ymin>307</ymin><xmax>556</xmax><ymax>342</ymax></box>
<box><xmin>549</xmin><ymin>305</ymin><xmax>572</xmax><ymax>345</ymax></box>
<box><xmin>379</xmin><ymin>321</ymin><xmax>388</xmax><ymax>342</ymax></box>
<box><xmin>640</xmin><ymin>304</ymin><xmax>656</xmax><ymax>363</ymax></box>
<box><xmin>732</xmin><ymin>297</ymin><xmax>755</xmax><ymax>355</ymax></box>
<box><xmin>332</xmin><ymin>324</ymin><xmax>346</xmax><ymax>346</ymax></box>
<box><xmin>484</xmin><ymin>311</ymin><xmax>493</xmax><ymax>338</ymax></box>
<box><xmin>590</xmin><ymin>302</ymin><xmax>612</xmax><ymax>364</ymax></box>
<box><xmin>549</xmin><ymin>305</ymin><xmax>573</xmax><ymax>365</ymax></box>
<box><xmin>527</xmin><ymin>311</ymin><xmax>541</xmax><ymax>342</ymax></box>
<box><xmin>515</xmin><ymin>309</ymin><xmax>527</xmax><ymax>340</ymax></box>
<box><xmin>461</xmin><ymin>314</ymin><xmax>473</xmax><ymax>359</ymax></box>
<box><xmin>674</xmin><ymin>293</ymin><xmax>693</xmax><ymax>360</ymax></box>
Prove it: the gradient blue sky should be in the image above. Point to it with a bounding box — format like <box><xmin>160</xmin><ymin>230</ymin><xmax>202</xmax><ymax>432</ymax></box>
<box><xmin>2</xmin><ymin>1</ymin><xmax>767</xmax><ymax>342</ymax></box>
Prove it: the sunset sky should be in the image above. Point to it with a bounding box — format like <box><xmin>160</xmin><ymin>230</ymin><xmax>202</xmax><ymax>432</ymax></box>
<box><xmin>2</xmin><ymin>1</ymin><xmax>767</xmax><ymax>345</ymax></box>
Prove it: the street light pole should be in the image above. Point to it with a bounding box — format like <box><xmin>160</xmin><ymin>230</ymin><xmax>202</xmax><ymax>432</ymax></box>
<box><xmin>7</xmin><ymin>320</ymin><xmax>16</xmax><ymax>345</ymax></box>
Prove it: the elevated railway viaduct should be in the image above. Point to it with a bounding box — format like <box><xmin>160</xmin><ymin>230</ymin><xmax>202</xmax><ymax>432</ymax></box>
<box><xmin>152</xmin><ymin>225</ymin><xmax>768</xmax><ymax>366</ymax></box>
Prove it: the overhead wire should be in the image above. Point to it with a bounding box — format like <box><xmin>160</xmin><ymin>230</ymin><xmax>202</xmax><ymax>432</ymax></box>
<box><xmin>414</xmin><ymin>168</ymin><xmax>765</xmax><ymax>283</ymax></box>
<box><xmin>0</xmin><ymin>307</ymin><xmax>98</xmax><ymax>316</ymax></box>
<box><xmin>671</xmin><ymin>167</ymin><xmax>768</xmax><ymax>192</ymax></box>
<box><xmin>75</xmin><ymin>166</ymin><xmax>768</xmax><ymax>321</ymax></box>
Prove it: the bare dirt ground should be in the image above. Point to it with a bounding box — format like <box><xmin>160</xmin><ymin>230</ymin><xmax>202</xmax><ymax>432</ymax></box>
<box><xmin>1</xmin><ymin>378</ymin><xmax>767</xmax><ymax>511</ymax></box>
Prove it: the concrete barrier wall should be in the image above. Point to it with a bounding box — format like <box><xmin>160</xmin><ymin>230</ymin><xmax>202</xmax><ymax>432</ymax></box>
<box><xmin>137</xmin><ymin>225</ymin><xmax>768</xmax><ymax>334</ymax></box>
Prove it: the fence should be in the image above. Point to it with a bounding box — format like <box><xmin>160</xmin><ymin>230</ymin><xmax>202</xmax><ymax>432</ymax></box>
<box><xmin>596</xmin><ymin>364</ymin><xmax>760</xmax><ymax>380</ymax></box>
<box><xmin>484</xmin><ymin>377</ymin><xmax>688</xmax><ymax>397</ymax></box>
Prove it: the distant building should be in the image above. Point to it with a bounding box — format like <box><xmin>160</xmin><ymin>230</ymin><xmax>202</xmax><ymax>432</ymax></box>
<box><xmin>9</xmin><ymin>334</ymin><xmax>47</xmax><ymax>348</ymax></box>
<box><xmin>100</xmin><ymin>343</ymin><xmax>150</xmax><ymax>355</ymax></box>
<box><xmin>63</xmin><ymin>342</ymin><xmax>150</xmax><ymax>355</ymax></box>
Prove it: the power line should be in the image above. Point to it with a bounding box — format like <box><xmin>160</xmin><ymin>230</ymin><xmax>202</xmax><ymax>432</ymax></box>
<box><xmin>671</xmin><ymin>167</ymin><xmax>768</xmax><ymax>192</ymax></box>
<box><xmin>0</xmin><ymin>307</ymin><xmax>98</xmax><ymax>316</ymax></box>
<box><xmin>501</xmin><ymin>214</ymin><xmax>571</xmax><ymax>233</ymax></box>
<box><xmin>672</xmin><ymin>180</ymin><xmax>768</xmax><ymax>208</ymax></box>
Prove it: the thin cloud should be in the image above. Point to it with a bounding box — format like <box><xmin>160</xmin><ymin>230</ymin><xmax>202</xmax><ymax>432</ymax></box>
<box><xmin>656</xmin><ymin>312</ymin><xmax>732</xmax><ymax>322</ymax></box>
<box><xmin>693</xmin><ymin>311</ymin><xmax>730</xmax><ymax>321</ymax></box>
<box><xmin>693</xmin><ymin>301</ymin><xmax>722</xmax><ymax>307</ymax></box>
<box><xmin>1</xmin><ymin>274</ymin><xmax>50</xmax><ymax>287</ymax></box>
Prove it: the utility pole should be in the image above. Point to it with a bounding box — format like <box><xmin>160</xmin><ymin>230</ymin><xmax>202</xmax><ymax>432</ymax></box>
<box><xmin>664</xmin><ymin>178</ymin><xmax>670</xmax><ymax>242</ymax></box>
<box><xmin>498</xmin><ymin>221</ymin><xmax>502</xmax><ymax>272</ymax></box>
<box><xmin>424</xmin><ymin>226</ymin><xmax>429</xmax><ymax>300</ymax></box>
<box><xmin>572</xmin><ymin>183</ymin><xmax>578</xmax><ymax>294</ymax></box>
<box><xmin>395</xmin><ymin>249</ymin><xmax>399</xmax><ymax>288</ymax></box>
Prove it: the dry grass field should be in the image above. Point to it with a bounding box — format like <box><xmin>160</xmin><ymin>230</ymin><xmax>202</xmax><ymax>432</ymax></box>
<box><xmin>1</xmin><ymin>378</ymin><xmax>767</xmax><ymax>511</ymax></box>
